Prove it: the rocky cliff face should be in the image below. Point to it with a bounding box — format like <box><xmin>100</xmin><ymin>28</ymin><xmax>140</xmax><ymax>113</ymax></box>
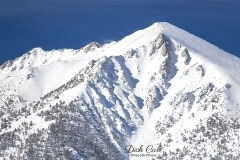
<box><xmin>0</xmin><ymin>22</ymin><xmax>240</xmax><ymax>159</ymax></box>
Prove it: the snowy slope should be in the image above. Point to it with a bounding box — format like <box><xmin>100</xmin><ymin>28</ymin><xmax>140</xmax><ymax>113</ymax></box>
<box><xmin>0</xmin><ymin>22</ymin><xmax>240</xmax><ymax>159</ymax></box>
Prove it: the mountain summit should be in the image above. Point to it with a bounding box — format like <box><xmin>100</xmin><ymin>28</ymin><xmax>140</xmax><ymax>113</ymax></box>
<box><xmin>0</xmin><ymin>22</ymin><xmax>240</xmax><ymax>159</ymax></box>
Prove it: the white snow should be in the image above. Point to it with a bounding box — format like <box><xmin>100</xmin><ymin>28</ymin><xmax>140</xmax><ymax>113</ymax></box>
<box><xmin>0</xmin><ymin>22</ymin><xmax>240</xmax><ymax>159</ymax></box>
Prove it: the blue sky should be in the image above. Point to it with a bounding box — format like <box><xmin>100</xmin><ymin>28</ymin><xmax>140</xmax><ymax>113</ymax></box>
<box><xmin>0</xmin><ymin>0</ymin><xmax>239</xmax><ymax>64</ymax></box>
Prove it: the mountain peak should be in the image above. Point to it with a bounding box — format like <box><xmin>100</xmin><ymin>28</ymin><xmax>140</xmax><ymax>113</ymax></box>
<box><xmin>145</xmin><ymin>22</ymin><xmax>240</xmax><ymax>86</ymax></box>
<box><xmin>151</xmin><ymin>21</ymin><xmax>173</xmax><ymax>29</ymax></box>
<box><xmin>1</xmin><ymin>22</ymin><xmax>240</xmax><ymax>159</ymax></box>
<box><xmin>29</xmin><ymin>47</ymin><xmax>44</xmax><ymax>53</ymax></box>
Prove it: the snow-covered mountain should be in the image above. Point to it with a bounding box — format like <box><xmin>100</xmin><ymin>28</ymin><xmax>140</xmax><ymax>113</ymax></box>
<box><xmin>0</xmin><ymin>22</ymin><xmax>240</xmax><ymax>159</ymax></box>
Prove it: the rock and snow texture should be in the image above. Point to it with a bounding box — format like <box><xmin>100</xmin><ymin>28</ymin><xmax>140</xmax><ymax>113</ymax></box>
<box><xmin>0</xmin><ymin>22</ymin><xmax>240</xmax><ymax>159</ymax></box>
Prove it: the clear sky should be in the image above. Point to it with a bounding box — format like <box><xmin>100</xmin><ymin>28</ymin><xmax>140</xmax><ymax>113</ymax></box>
<box><xmin>0</xmin><ymin>0</ymin><xmax>239</xmax><ymax>64</ymax></box>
